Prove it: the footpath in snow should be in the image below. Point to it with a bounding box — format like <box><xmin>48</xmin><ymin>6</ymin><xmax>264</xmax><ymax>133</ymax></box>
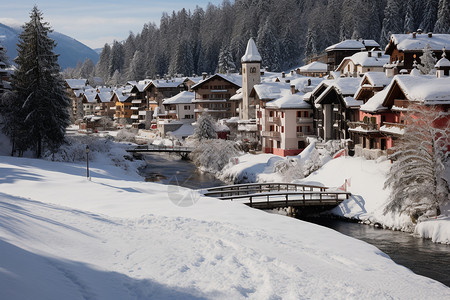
<box><xmin>1</xmin><ymin>153</ymin><xmax>450</xmax><ymax>299</ymax></box>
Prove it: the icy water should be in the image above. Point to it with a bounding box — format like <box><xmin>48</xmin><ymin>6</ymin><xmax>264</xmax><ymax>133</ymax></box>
<box><xmin>303</xmin><ymin>217</ymin><xmax>450</xmax><ymax>287</ymax></box>
<box><xmin>138</xmin><ymin>152</ymin><xmax>225</xmax><ymax>189</ymax></box>
<box><xmin>139</xmin><ymin>154</ymin><xmax>450</xmax><ymax>288</ymax></box>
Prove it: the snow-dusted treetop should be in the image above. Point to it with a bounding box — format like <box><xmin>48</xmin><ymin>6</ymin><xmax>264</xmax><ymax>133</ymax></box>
<box><xmin>162</xmin><ymin>91</ymin><xmax>194</xmax><ymax>105</ymax></box>
<box><xmin>299</xmin><ymin>61</ymin><xmax>327</xmax><ymax>72</ymax></box>
<box><xmin>325</xmin><ymin>40</ymin><xmax>380</xmax><ymax>52</ymax></box>
<box><xmin>388</xmin><ymin>33</ymin><xmax>450</xmax><ymax>52</ymax></box>
<box><xmin>241</xmin><ymin>38</ymin><xmax>262</xmax><ymax>63</ymax></box>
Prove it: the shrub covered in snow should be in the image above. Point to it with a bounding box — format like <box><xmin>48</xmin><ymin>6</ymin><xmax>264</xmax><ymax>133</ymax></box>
<box><xmin>190</xmin><ymin>139</ymin><xmax>242</xmax><ymax>174</ymax></box>
<box><xmin>115</xmin><ymin>128</ymin><xmax>138</xmax><ymax>143</ymax></box>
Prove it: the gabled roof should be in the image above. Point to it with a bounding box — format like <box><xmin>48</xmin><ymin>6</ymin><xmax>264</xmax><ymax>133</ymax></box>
<box><xmin>335</xmin><ymin>51</ymin><xmax>390</xmax><ymax>71</ymax></box>
<box><xmin>362</xmin><ymin>72</ymin><xmax>392</xmax><ymax>88</ymax></box>
<box><xmin>386</xmin><ymin>33</ymin><xmax>450</xmax><ymax>53</ymax></box>
<box><xmin>299</xmin><ymin>61</ymin><xmax>328</xmax><ymax>72</ymax></box>
<box><xmin>241</xmin><ymin>38</ymin><xmax>262</xmax><ymax>63</ymax></box>
<box><xmin>96</xmin><ymin>92</ymin><xmax>113</xmax><ymax>103</ymax></box>
<box><xmin>162</xmin><ymin>91</ymin><xmax>194</xmax><ymax>105</ymax></box>
<box><xmin>390</xmin><ymin>75</ymin><xmax>450</xmax><ymax>105</ymax></box>
<box><xmin>191</xmin><ymin>73</ymin><xmax>242</xmax><ymax>90</ymax></box>
<box><xmin>326</xmin><ymin>40</ymin><xmax>380</xmax><ymax>52</ymax></box>
<box><xmin>313</xmin><ymin>77</ymin><xmax>362</xmax><ymax>107</ymax></box>
<box><xmin>65</xmin><ymin>79</ymin><xmax>87</xmax><ymax>90</ymax></box>
<box><xmin>252</xmin><ymin>81</ymin><xmax>286</xmax><ymax>101</ymax></box>
<box><xmin>360</xmin><ymin>84</ymin><xmax>392</xmax><ymax>113</ymax></box>
<box><xmin>266</xmin><ymin>93</ymin><xmax>312</xmax><ymax>109</ymax></box>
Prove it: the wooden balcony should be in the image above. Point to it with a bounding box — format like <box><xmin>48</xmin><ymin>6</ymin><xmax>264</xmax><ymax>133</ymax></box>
<box><xmin>268</xmin><ymin>116</ymin><xmax>281</xmax><ymax>124</ymax></box>
<box><xmin>348</xmin><ymin>121</ymin><xmax>378</xmax><ymax>131</ymax></box>
<box><xmin>296</xmin><ymin>117</ymin><xmax>313</xmax><ymax>124</ymax></box>
<box><xmin>393</xmin><ymin>99</ymin><xmax>409</xmax><ymax>108</ymax></box>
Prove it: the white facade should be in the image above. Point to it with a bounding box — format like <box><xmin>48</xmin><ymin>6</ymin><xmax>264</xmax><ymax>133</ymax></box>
<box><xmin>241</xmin><ymin>38</ymin><xmax>261</xmax><ymax>120</ymax></box>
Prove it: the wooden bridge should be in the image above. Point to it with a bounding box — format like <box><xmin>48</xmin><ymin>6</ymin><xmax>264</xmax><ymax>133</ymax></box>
<box><xmin>126</xmin><ymin>145</ymin><xmax>193</xmax><ymax>159</ymax></box>
<box><xmin>203</xmin><ymin>183</ymin><xmax>350</xmax><ymax>212</ymax></box>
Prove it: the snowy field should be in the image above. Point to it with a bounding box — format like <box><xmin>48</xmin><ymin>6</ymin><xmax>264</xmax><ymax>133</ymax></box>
<box><xmin>1</xmin><ymin>148</ymin><xmax>450</xmax><ymax>298</ymax></box>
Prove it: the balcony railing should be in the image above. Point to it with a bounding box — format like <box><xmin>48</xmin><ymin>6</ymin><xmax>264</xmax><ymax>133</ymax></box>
<box><xmin>261</xmin><ymin>131</ymin><xmax>281</xmax><ymax>138</ymax></box>
<box><xmin>296</xmin><ymin>117</ymin><xmax>313</xmax><ymax>124</ymax></box>
<box><xmin>296</xmin><ymin>131</ymin><xmax>313</xmax><ymax>137</ymax></box>
<box><xmin>393</xmin><ymin>99</ymin><xmax>409</xmax><ymax>108</ymax></box>
<box><xmin>382</xmin><ymin>122</ymin><xmax>406</xmax><ymax>129</ymax></box>
<box><xmin>348</xmin><ymin>121</ymin><xmax>378</xmax><ymax>131</ymax></box>
<box><xmin>268</xmin><ymin>116</ymin><xmax>281</xmax><ymax>124</ymax></box>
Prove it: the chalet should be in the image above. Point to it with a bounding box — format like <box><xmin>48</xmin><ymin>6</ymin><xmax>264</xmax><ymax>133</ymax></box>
<box><xmin>297</xmin><ymin>61</ymin><xmax>328</xmax><ymax>77</ymax></box>
<box><xmin>335</xmin><ymin>50</ymin><xmax>389</xmax><ymax>77</ymax></box>
<box><xmin>191</xmin><ymin>73</ymin><xmax>241</xmax><ymax>120</ymax></box>
<box><xmin>112</xmin><ymin>87</ymin><xmax>133</xmax><ymax>120</ymax></box>
<box><xmin>310</xmin><ymin>77</ymin><xmax>362</xmax><ymax>141</ymax></box>
<box><xmin>352</xmin><ymin>62</ymin><xmax>450</xmax><ymax>158</ymax></box>
<box><xmin>161</xmin><ymin>91</ymin><xmax>195</xmax><ymax>122</ymax></box>
<box><xmin>326</xmin><ymin>39</ymin><xmax>380</xmax><ymax>71</ymax></box>
<box><xmin>65</xmin><ymin>79</ymin><xmax>88</xmax><ymax>120</ymax></box>
<box><xmin>144</xmin><ymin>78</ymin><xmax>187</xmax><ymax>114</ymax></box>
<box><xmin>385</xmin><ymin>32</ymin><xmax>450</xmax><ymax>75</ymax></box>
<box><xmin>353</xmin><ymin>72</ymin><xmax>392</xmax><ymax>104</ymax></box>
<box><xmin>129</xmin><ymin>82</ymin><xmax>150</xmax><ymax>128</ymax></box>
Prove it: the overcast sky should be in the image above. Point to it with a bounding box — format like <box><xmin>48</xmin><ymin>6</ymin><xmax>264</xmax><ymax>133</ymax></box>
<box><xmin>0</xmin><ymin>0</ymin><xmax>222</xmax><ymax>49</ymax></box>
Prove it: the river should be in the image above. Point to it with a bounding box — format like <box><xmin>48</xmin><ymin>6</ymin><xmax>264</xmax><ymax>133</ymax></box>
<box><xmin>139</xmin><ymin>153</ymin><xmax>450</xmax><ymax>288</ymax></box>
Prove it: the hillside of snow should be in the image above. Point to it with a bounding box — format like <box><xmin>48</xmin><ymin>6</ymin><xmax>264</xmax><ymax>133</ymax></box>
<box><xmin>1</xmin><ymin>150</ymin><xmax>450</xmax><ymax>298</ymax></box>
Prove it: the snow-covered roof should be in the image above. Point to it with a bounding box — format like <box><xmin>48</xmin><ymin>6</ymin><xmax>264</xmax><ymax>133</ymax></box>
<box><xmin>435</xmin><ymin>56</ymin><xmax>450</xmax><ymax>68</ymax></box>
<box><xmin>336</xmin><ymin>51</ymin><xmax>390</xmax><ymax>70</ymax></box>
<box><xmin>191</xmin><ymin>73</ymin><xmax>242</xmax><ymax>89</ymax></box>
<box><xmin>388</xmin><ymin>33</ymin><xmax>450</xmax><ymax>52</ymax></box>
<box><xmin>363</xmin><ymin>72</ymin><xmax>392</xmax><ymax>88</ymax></box>
<box><xmin>162</xmin><ymin>91</ymin><xmax>194</xmax><ymax>105</ymax></box>
<box><xmin>290</xmin><ymin>77</ymin><xmax>324</xmax><ymax>93</ymax></box>
<box><xmin>299</xmin><ymin>61</ymin><xmax>327</xmax><ymax>72</ymax></box>
<box><xmin>326</xmin><ymin>40</ymin><xmax>380</xmax><ymax>51</ymax></box>
<box><xmin>149</xmin><ymin>78</ymin><xmax>185</xmax><ymax>89</ymax></box>
<box><xmin>343</xmin><ymin>96</ymin><xmax>363</xmax><ymax>108</ymax></box>
<box><xmin>253</xmin><ymin>82</ymin><xmax>286</xmax><ymax>100</ymax></box>
<box><xmin>326</xmin><ymin>76</ymin><xmax>362</xmax><ymax>95</ymax></box>
<box><xmin>170</xmin><ymin>123</ymin><xmax>194</xmax><ymax>138</ymax></box>
<box><xmin>241</xmin><ymin>38</ymin><xmax>262</xmax><ymax>63</ymax></box>
<box><xmin>360</xmin><ymin>83</ymin><xmax>392</xmax><ymax>113</ymax></box>
<box><xmin>394</xmin><ymin>75</ymin><xmax>450</xmax><ymax>105</ymax></box>
<box><xmin>96</xmin><ymin>92</ymin><xmax>112</xmax><ymax>103</ymax></box>
<box><xmin>266</xmin><ymin>93</ymin><xmax>312</xmax><ymax>109</ymax></box>
<box><xmin>65</xmin><ymin>79</ymin><xmax>87</xmax><ymax>90</ymax></box>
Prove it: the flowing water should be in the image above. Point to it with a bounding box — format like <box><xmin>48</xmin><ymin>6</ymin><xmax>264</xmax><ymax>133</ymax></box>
<box><xmin>139</xmin><ymin>153</ymin><xmax>450</xmax><ymax>287</ymax></box>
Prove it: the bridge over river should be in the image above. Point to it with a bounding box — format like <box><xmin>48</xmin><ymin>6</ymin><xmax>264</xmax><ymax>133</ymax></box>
<box><xmin>202</xmin><ymin>182</ymin><xmax>350</xmax><ymax>215</ymax></box>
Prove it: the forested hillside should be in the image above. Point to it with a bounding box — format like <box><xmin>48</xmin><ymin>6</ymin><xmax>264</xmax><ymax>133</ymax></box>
<box><xmin>87</xmin><ymin>0</ymin><xmax>449</xmax><ymax>84</ymax></box>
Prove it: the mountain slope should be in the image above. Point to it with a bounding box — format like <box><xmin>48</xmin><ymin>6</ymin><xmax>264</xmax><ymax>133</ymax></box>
<box><xmin>0</xmin><ymin>23</ymin><xmax>99</xmax><ymax>70</ymax></box>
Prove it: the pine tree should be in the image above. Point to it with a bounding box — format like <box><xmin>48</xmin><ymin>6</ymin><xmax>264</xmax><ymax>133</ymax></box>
<box><xmin>9</xmin><ymin>6</ymin><xmax>70</xmax><ymax>157</ymax></box>
<box><xmin>256</xmin><ymin>19</ymin><xmax>281</xmax><ymax>72</ymax></box>
<box><xmin>217</xmin><ymin>44</ymin><xmax>236</xmax><ymax>73</ymax></box>
<box><xmin>403</xmin><ymin>1</ymin><xmax>416</xmax><ymax>33</ymax></box>
<box><xmin>434</xmin><ymin>0</ymin><xmax>450</xmax><ymax>33</ymax></box>
<box><xmin>384</xmin><ymin>104</ymin><xmax>449</xmax><ymax>221</ymax></box>
<box><xmin>126</xmin><ymin>50</ymin><xmax>146</xmax><ymax>80</ymax></box>
<box><xmin>418</xmin><ymin>44</ymin><xmax>437</xmax><ymax>74</ymax></box>
<box><xmin>419</xmin><ymin>0</ymin><xmax>439</xmax><ymax>32</ymax></box>
<box><xmin>304</xmin><ymin>27</ymin><xmax>318</xmax><ymax>60</ymax></box>
<box><xmin>0</xmin><ymin>44</ymin><xmax>9</xmax><ymax>67</ymax></box>
<box><xmin>380</xmin><ymin>0</ymin><xmax>405</xmax><ymax>46</ymax></box>
<box><xmin>96</xmin><ymin>43</ymin><xmax>111</xmax><ymax>83</ymax></box>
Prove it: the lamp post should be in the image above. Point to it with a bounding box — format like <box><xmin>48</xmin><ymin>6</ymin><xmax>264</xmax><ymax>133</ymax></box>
<box><xmin>86</xmin><ymin>145</ymin><xmax>90</xmax><ymax>180</ymax></box>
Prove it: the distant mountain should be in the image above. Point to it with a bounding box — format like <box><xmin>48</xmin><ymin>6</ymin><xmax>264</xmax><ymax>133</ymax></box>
<box><xmin>0</xmin><ymin>22</ymin><xmax>99</xmax><ymax>70</ymax></box>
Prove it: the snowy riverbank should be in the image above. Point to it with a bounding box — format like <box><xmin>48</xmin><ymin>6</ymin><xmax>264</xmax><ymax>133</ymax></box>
<box><xmin>219</xmin><ymin>150</ymin><xmax>450</xmax><ymax>244</ymax></box>
<box><xmin>1</xmin><ymin>149</ymin><xmax>450</xmax><ymax>298</ymax></box>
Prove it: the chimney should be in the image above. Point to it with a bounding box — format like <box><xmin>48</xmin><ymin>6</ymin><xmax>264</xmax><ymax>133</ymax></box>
<box><xmin>412</xmin><ymin>32</ymin><xmax>416</xmax><ymax>38</ymax></box>
<box><xmin>307</xmin><ymin>79</ymin><xmax>311</xmax><ymax>86</ymax></box>
<box><xmin>290</xmin><ymin>84</ymin><xmax>296</xmax><ymax>95</ymax></box>
<box><xmin>282</xmin><ymin>72</ymin><xmax>285</xmax><ymax>78</ymax></box>
<box><xmin>417</xmin><ymin>29</ymin><xmax>423</xmax><ymax>34</ymax></box>
<box><xmin>202</xmin><ymin>72</ymin><xmax>207</xmax><ymax>80</ymax></box>
<box><xmin>290</xmin><ymin>70</ymin><xmax>294</xmax><ymax>76</ymax></box>
<box><xmin>428</xmin><ymin>32</ymin><xmax>433</xmax><ymax>38</ymax></box>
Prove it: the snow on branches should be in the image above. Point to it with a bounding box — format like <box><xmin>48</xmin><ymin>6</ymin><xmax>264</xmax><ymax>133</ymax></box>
<box><xmin>384</xmin><ymin>104</ymin><xmax>449</xmax><ymax>221</ymax></box>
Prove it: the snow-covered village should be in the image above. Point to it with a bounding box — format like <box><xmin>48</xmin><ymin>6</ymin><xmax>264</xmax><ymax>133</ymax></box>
<box><xmin>0</xmin><ymin>0</ymin><xmax>450</xmax><ymax>299</ymax></box>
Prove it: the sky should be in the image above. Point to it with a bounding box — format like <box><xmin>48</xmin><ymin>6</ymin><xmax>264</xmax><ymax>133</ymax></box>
<box><xmin>0</xmin><ymin>0</ymin><xmax>222</xmax><ymax>49</ymax></box>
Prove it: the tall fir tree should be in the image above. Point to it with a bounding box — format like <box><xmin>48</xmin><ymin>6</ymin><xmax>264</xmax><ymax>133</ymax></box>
<box><xmin>380</xmin><ymin>0</ymin><xmax>405</xmax><ymax>46</ymax></box>
<box><xmin>8</xmin><ymin>6</ymin><xmax>70</xmax><ymax>157</ymax></box>
<box><xmin>434</xmin><ymin>0</ymin><xmax>450</xmax><ymax>33</ymax></box>
<box><xmin>256</xmin><ymin>19</ymin><xmax>281</xmax><ymax>72</ymax></box>
<box><xmin>217</xmin><ymin>44</ymin><xmax>236</xmax><ymax>73</ymax></box>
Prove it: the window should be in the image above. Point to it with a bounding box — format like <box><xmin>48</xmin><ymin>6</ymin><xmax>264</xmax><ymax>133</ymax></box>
<box><xmin>270</xmin><ymin>111</ymin><xmax>274</xmax><ymax>117</ymax></box>
<box><xmin>184</xmin><ymin>105</ymin><xmax>190</xmax><ymax>110</ymax></box>
<box><xmin>203</xmin><ymin>94</ymin><xmax>208</xmax><ymax>99</ymax></box>
<box><xmin>270</xmin><ymin>125</ymin><xmax>274</xmax><ymax>131</ymax></box>
<box><xmin>281</xmin><ymin>126</ymin><xmax>284</xmax><ymax>133</ymax></box>
<box><xmin>304</xmin><ymin>111</ymin><xmax>309</xmax><ymax>118</ymax></box>
<box><xmin>297</xmin><ymin>111</ymin><xmax>301</xmax><ymax>117</ymax></box>
<box><xmin>281</xmin><ymin>112</ymin><xmax>284</xmax><ymax>118</ymax></box>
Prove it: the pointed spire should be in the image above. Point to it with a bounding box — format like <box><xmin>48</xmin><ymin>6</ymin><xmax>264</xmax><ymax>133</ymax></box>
<box><xmin>241</xmin><ymin>38</ymin><xmax>262</xmax><ymax>63</ymax></box>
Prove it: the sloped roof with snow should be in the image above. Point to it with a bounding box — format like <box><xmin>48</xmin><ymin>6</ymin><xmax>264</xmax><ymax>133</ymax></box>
<box><xmin>435</xmin><ymin>56</ymin><xmax>450</xmax><ymax>68</ymax></box>
<box><xmin>162</xmin><ymin>91</ymin><xmax>194</xmax><ymax>105</ymax></box>
<box><xmin>394</xmin><ymin>75</ymin><xmax>450</xmax><ymax>104</ymax></box>
<box><xmin>326</xmin><ymin>40</ymin><xmax>379</xmax><ymax>51</ymax></box>
<box><xmin>359</xmin><ymin>84</ymin><xmax>391</xmax><ymax>113</ymax></box>
<box><xmin>253</xmin><ymin>81</ymin><xmax>286</xmax><ymax>100</ymax></box>
<box><xmin>389</xmin><ymin>33</ymin><xmax>450</xmax><ymax>52</ymax></box>
<box><xmin>65</xmin><ymin>79</ymin><xmax>87</xmax><ymax>90</ymax></box>
<box><xmin>363</xmin><ymin>72</ymin><xmax>392</xmax><ymax>87</ymax></box>
<box><xmin>150</xmin><ymin>79</ymin><xmax>184</xmax><ymax>89</ymax></box>
<box><xmin>330</xmin><ymin>77</ymin><xmax>362</xmax><ymax>95</ymax></box>
<box><xmin>191</xmin><ymin>73</ymin><xmax>242</xmax><ymax>89</ymax></box>
<box><xmin>241</xmin><ymin>38</ymin><xmax>262</xmax><ymax>63</ymax></box>
<box><xmin>96</xmin><ymin>92</ymin><xmax>113</xmax><ymax>103</ymax></box>
<box><xmin>266</xmin><ymin>93</ymin><xmax>312</xmax><ymax>109</ymax></box>
<box><xmin>299</xmin><ymin>61</ymin><xmax>327</xmax><ymax>72</ymax></box>
<box><xmin>336</xmin><ymin>51</ymin><xmax>389</xmax><ymax>70</ymax></box>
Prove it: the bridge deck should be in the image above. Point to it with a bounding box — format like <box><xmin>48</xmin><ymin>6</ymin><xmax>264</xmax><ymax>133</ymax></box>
<box><xmin>126</xmin><ymin>146</ymin><xmax>193</xmax><ymax>154</ymax></box>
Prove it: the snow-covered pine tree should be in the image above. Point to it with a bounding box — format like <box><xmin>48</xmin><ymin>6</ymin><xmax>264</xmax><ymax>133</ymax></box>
<box><xmin>304</xmin><ymin>27</ymin><xmax>318</xmax><ymax>61</ymax></box>
<box><xmin>109</xmin><ymin>40</ymin><xmax>125</xmax><ymax>79</ymax></box>
<box><xmin>96</xmin><ymin>43</ymin><xmax>111</xmax><ymax>83</ymax></box>
<box><xmin>384</xmin><ymin>104</ymin><xmax>449</xmax><ymax>221</ymax></box>
<box><xmin>419</xmin><ymin>0</ymin><xmax>439</xmax><ymax>32</ymax></box>
<box><xmin>0</xmin><ymin>43</ymin><xmax>9</xmax><ymax>67</ymax></box>
<box><xmin>380</xmin><ymin>0</ymin><xmax>405</xmax><ymax>46</ymax></box>
<box><xmin>418</xmin><ymin>44</ymin><xmax>437</xmax><ymax>74</ymax></box>
<box><xmin>217</xmin><ymin>44</ymin><xmax>236</xmax><ymax>74</ymax></box>
<box><xmin>193</xmin><ymin>114</ymin><xmax>216</xmax><ymax>140</ymax></box>
<box><xmin>403</xmin><ymin>1</ymin><xmax>416</xmax><ymax>33</ymax></box>
<box><xmin>256</xmin><ymin>19</ymin><xmax>281</xmax><ymax>72</ymax></box>
<box><xmin>434</xmin><ymin>0</ymin><xmax>450</xmax><ymax>33</ymax></box>
<box><xmin>127</xmin><ymin>50</ymin><xmax>146</xmax><ymax>81</ymax></box>
<box><xmin>11</xmin><ymin>6</ymin><xmax>71</xmax><ymax>157</ymax></box>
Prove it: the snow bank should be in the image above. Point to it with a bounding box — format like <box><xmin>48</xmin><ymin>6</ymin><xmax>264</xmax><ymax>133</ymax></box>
<box><xmin>415</xmin><ymin>217</ymin><xmax>450</xmax><ymax>244</ymax></box>
<box><xmin>1</xmin><ymin>155</ymin><xmax>449</xmax><ymax>299</ymax></box>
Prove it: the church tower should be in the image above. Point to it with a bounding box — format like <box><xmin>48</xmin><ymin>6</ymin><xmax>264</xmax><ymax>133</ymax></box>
<box><xmin>241</xmin><ymin>38</ymin><xmax>261</xmax><ymax>120</ymax></box>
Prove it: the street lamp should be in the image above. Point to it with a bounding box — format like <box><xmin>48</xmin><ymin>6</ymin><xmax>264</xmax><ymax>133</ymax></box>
<box><xmin>86</xmin><ymin>145</ymin><xmax>90</xmax><ymax>180</ymax></box>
